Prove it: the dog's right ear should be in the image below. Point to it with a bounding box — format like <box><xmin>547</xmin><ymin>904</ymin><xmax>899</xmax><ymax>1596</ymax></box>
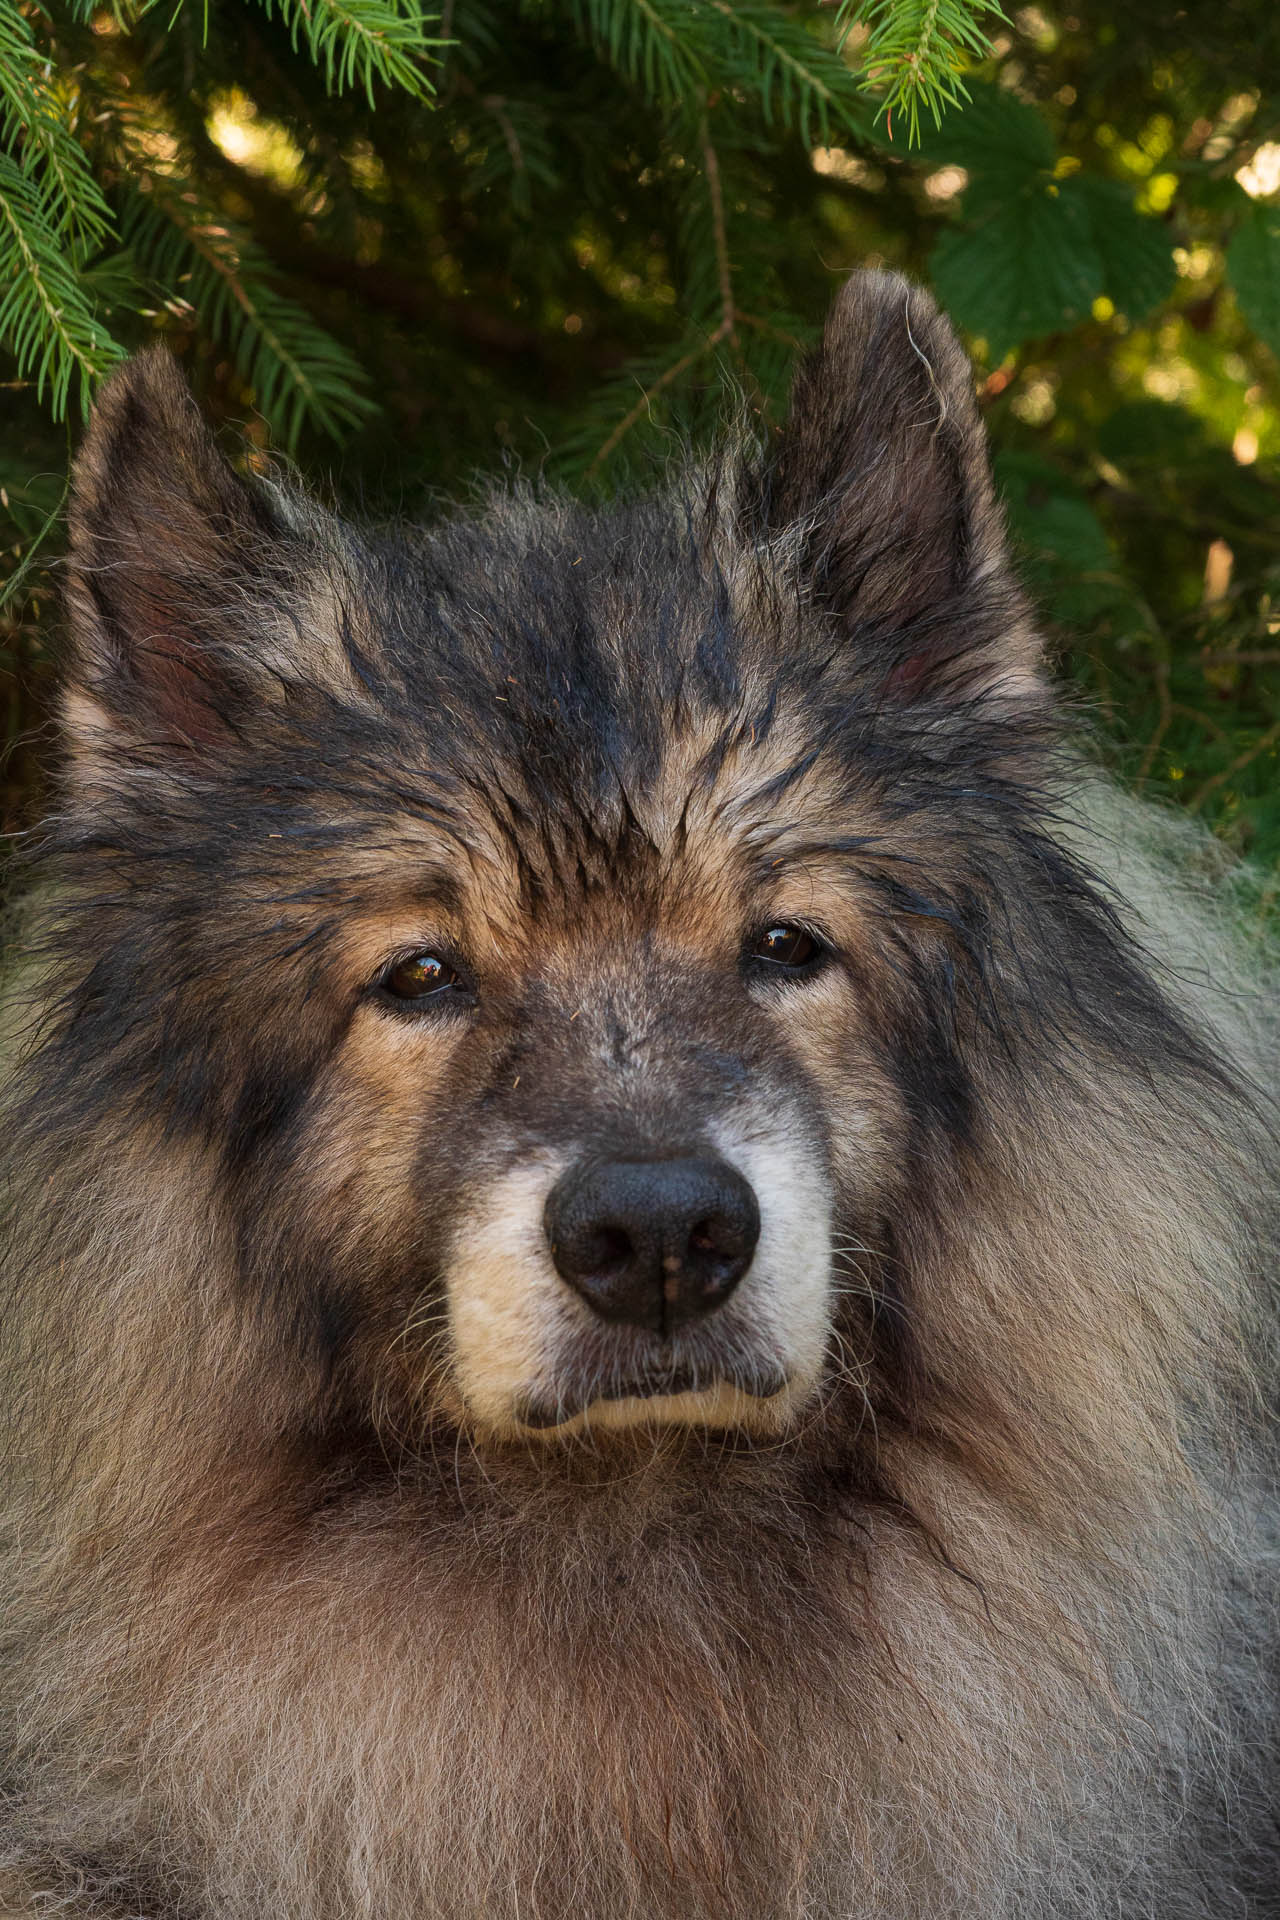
<box><xmin>765</xmin><ymin>270</ymin><xmax>1041</xmax><ymax>707</ymax></box>
<box><xmin>64</xmin><ymin>352</ymin><xmax>356</xmax><ymax>779</ymax></box>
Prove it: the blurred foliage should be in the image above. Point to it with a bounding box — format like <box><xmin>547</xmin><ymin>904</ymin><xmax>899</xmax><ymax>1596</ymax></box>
<box><xmin>0</xmin><ymin>0</ymin><xmax>1277</xmax><ymax>904</ymax></box>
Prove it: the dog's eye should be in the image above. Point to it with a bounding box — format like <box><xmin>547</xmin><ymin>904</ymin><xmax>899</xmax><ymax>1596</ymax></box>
<box><xmin>747</xmin><ymin>924</ymin><xmax>825</xmax><ymax>972</ymax></box>
<box><xmin>380</xmin><ymin>952</ymin><xmax>469</xmax><ymax>1004</ymax></box>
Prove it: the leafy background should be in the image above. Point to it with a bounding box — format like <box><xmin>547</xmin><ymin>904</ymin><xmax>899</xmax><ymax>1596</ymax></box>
<box><xmin>1</xmin><ymin>0</ymin><xmax>1277</xmax><ymax>916</ymax></box>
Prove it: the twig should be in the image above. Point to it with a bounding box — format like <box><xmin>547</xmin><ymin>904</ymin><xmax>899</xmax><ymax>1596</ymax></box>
<box><xmin>589</xmin><ymin>117</ymin><xmax>741</xmax><ymax>475</ymax></box>
<box><xmin>0</xmin><ymin>476</ymin><xmax>69</xmax><ymax>617</ymax></box>
<box><xmin>483</xmin><ymin>95</ymin><xmax>523</xmax><ymax>178</ymax></box>
<box><xmin>735</xmin><ymin>309</ymin><xmax>805</xmax><ymax>350</ymax></box>
<box><xmin>700</xmin><ymin>116</ymin><xmax>736</xmax><ymax>342</ymax></box>
<box><xmin>1187</xmin><ymin>718</ymin><xmax>1280</xmax><ymax>814</ymax></box>
<box><xmin>587</xmin><ymin>322</ymin><xmax>731</xmax><ymax>475</ymax></box>
<box><xmin>1171</xmin><ymin>701</ymin><xmax>1230</xmax><ymax>747</ymax></box>
<box><xmin>1136</xmin><ymin>656</ymin><xmax>1172</xmax><ymax>789</ymax></box>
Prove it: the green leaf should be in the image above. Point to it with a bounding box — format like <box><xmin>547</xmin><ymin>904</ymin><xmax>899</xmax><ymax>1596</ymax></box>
<box><xmin>930</xmin><ymin>175</ymin><xmax>1102</xmax><ymax>358</ymax></box>
<box><xmin>995</xmin><ymin>452</ymin><xmax>1144</xmax><ymax>630</ymax></box>
<box><xmin>996</xmin><ymin>453</ymin><xmax>1111</xmax><ymax>572</ymax></box>
<box><xmin>1227</xmin><ymin>198</ymin><xmax>1280</xmax><ymax>356</ymax></box>
<box><xmin>885</xmin><ymin>77</ymin><xmax>1053</xmax><ymax>174</ymax></box>
<box><xmin>916</xmin><ymin>90</ymin><xmax>1172</xmax><ymax>349</ymax></box>
<box><xmin>1066</xmin><ymin>176</ymin><xmax>1175</xmax><ymax>321</ymax></box>
<box><xmin>1096</xmin><ymin>399</ymin><xmax>1206</xmax><ymax>465</ymax></box>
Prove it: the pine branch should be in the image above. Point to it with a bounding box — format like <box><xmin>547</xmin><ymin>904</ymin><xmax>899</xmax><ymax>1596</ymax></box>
<box><xmin>0</xmin><ymin>153</ymin><xmax>123</xmax><ymax>420</ymax></box>
<box><xmin>446</xmin><ymin>77</ymin><xmax>558</xmax><ymax>209</ymax></box>
<box><xmin>583</xmin><ymin>124</ymin><xmax>735</xmax><ymax>476</ymax></box>
<box><xmin>585</xmin><ymin>334</ymin><xmax>721</xmax><ymax>474</ymax></box>
<box><xmin>0</xmin><ymin>0</ymin><xmax>114</xmax><ymax>248</ymax></box>
<box><xmin>248</xmin><ymin>0</ymin><xmax>443</xmax><ymax>105</ymax></box>
<box><xmin>839</xmin><ymin>0</ymin><xmax>1008</xmax><ymax>141</ymax></box>
<box><xmin>574</xmin><ymin>89</ymin><xmax>821</xmax><ymax>477</ymax></box>
<box><xmin>563</xmin><ymin>0</ymin><xmax>705</xmax><ymax>105</ymax></box>
<box><xmin>561</xmin><ymin>0</ymin><xmax>867</xmax><ymax>139</ymax></box>
<box><xmin>706</xmin><ymin>0</ymin><xmax>871</xmax><ymax>145</ymax></box>
<box><xmin>0</xmin><ymin>471</ymin><xmax>68</xmax><ymax>617</ymax></box>
<box><xmin>122</xmin><ymin>186</ymin><xmax>376</xmax><ymax>446</ymax></box>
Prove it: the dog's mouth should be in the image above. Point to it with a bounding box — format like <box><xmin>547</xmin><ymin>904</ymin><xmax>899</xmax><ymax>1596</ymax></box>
<box><xmin>515</xmin><ymin>1361</ymin><xmax>790</xmax><ymax>1432</ymax></box>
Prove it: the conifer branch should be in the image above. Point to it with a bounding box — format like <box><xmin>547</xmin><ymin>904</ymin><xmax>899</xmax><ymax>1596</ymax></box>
<box><xmin>0</xmin><ymin>0</ymin><xmax>121</xmax><ymax>417</ymax></box>
<box><xmin>484</xmin><ymin>94</ymin><xmax>525</xmax><ymax>179</ymax></box>
<box><xmin>839</xmin><ymin>0</ymin><xmax>1007</xmax><ymax>140</ymax></box>
<box><xmin>124</xmin><ymin>186</ymin><xmax>375</xmax><ymax>445</ymax></box>
<box><xmin>244</xmin><ymin>0</ymin><xmax>442</xmax><ymax>106</ymax></box>
<box><xmin>568</xmin><ymin>0</ymin><xmax>705</xmax><ymax>102</ymax></box>
<box><xmin>586</xmin><ymin>110</ymin><xmax>745</xmax><ymax>474</ymax></box>
<box><xmin>0</xmin><ymin>154</ymin><xmax>122</xmax><ymax>419</ymax></box>
<box><xmin>706</xmin><ymin>0</ymin><xmax>861</xmax><ymax>143</ymax></box>
<box><xmin>1187</xmin><ymin>718</ymin><xmax>1280</xmax><ymax>814</ymax></box>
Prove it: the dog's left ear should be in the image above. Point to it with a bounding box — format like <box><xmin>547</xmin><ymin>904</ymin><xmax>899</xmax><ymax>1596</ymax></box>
<box><xmin>768</xmin><ymin>270</ymin><xmax>1040</xmax><ymax>704</ymax></box>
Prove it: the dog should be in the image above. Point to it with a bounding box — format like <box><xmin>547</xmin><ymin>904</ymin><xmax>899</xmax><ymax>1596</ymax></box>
<box><xmin>0</xmin><ymin>270</ymin><xmax>1275</xmax><ymax>1918</ymax></box>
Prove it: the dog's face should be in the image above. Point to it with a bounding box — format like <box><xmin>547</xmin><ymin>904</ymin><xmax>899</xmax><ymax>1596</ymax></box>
<box><xmin>357</xmin><ymin>827</ymin><xmax>842</xmax><ymax>1441</ymax></box>
<box><xmin>58</xmin><ymin>272</ymin><xmax>1048</xmax><ymax>1450</ymax></box>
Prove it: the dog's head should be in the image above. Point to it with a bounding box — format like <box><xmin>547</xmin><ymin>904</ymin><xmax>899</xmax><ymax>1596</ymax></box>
<box><xmin>56</xmin><ymin>272</ymin><xmax>1071</xmax><ymax>1450</ymax></box>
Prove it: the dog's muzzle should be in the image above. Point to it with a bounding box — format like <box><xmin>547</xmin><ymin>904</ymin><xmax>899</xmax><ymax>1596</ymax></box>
<box><xmin>444</xmin><ymin>1133</ymin><xmax>831</xmax><ymax>1438</ymax></box>
<box><xmin>544</xmin><ymin>1152</ymin><xmax>761</xmax><ymax>1334</ymax></box>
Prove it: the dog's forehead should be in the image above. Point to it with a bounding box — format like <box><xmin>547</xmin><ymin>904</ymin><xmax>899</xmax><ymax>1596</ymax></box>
<box><xmin>367</xmin><ymin>500</ymin><xmax>820</xmax><ymax>831</ymax></box>
<box><xmin>386</xmin><ymin>494</ymin><xmax>777</xmax><ymax>737</ymax></box>
<box><xmin>265</xmin><ymin>494</ymin><xmax>867</xmax><ymax>962</ymax></box>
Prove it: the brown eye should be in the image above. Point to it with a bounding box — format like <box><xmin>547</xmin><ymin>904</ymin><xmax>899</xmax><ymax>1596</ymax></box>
<box><xmin>380</xmin><ymin>952</ymin><xmax>468</xmax><ymax>1003</ymax></box>
<box><xmin>749</xmin><ymin>924</ymin><xmax>825</xmax><ymax>971</ymax></box>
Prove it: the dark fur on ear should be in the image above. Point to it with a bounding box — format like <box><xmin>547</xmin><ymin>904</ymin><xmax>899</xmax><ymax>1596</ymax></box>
<box><xmin>64</xmin><ymin>351</ymin><xmax>292</xmax><ymax>755</ymax></box>
<box><xmin>768</xmin><ymin>270</ymin><xmax>1039</xmax><ymax>701</ymax></box>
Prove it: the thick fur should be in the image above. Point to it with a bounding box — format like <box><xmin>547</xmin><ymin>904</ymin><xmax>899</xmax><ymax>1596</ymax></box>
<box><xmin>0</xmin><ymin>272</ymin><xmax>1276</xmax><ymax>1918</ymax></box>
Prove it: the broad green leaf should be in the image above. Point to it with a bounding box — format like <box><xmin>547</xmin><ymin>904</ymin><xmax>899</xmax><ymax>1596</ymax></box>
<box><xmin>1096</xmin><ymin>400</ymin><xmax>1206</xmax><ymax>465</ymax></box>
<box><xmin>1227</xmin><ymin>199</ymin><xmax>1280</xmax><ymax>356</ymax></box>
<box><xmin>996</xmin><ymin>453</ymin><xmax>1110</xmax><ymax>572</ymax></box>
<box><xmin>995</xmin><ymin>452</ymin><xmax>1143</xmax><ymax>630</ymax></box>
<box><xmin>1066</xmin><ymin>176</ymin><xmax>1175</xmax><ymax>321</ymax></box>
<box><xmin>930</xmin><ymin>176</ymin><xmax>1102</xmax><ymax>358</ymax></box>
<box><xmin>1176</xmin><ymin>166</ymin><xmax>1250</xmax><ymax>217</ymax></box>
<box><xmin>886</xmin><ymin>78</ymin><xmax>1054</xmax><ymax>176</ymax></box>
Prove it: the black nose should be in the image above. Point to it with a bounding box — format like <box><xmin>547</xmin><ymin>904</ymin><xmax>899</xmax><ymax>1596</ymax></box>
<box><xmin>544</xmin><ymin>1155</ymin><xmax>760</xmax><ymax>1334</ymax></box>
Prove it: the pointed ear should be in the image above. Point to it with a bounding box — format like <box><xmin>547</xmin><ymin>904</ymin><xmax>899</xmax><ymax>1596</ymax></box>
<box><xmin>769</xmin><ymin>270</ymin><xmax>1041</xmax><ymax>703</ymax></box>
<box><xmin>64</xmin><ymin>352</ymin><xmax>360</xmax><ymax>777</ymax></box>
